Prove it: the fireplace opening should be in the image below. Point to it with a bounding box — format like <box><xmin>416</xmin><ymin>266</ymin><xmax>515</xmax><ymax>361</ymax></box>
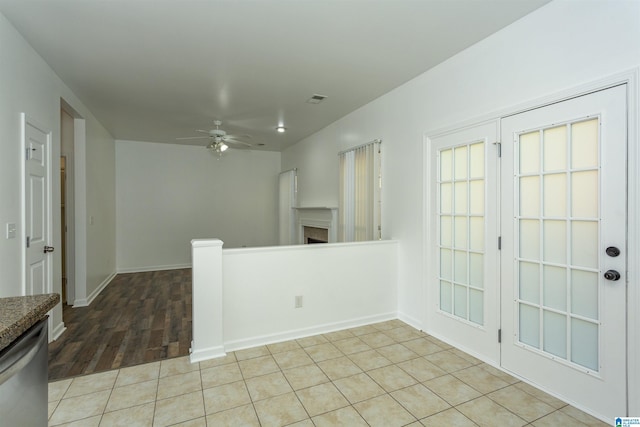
<box><xmin>307</xmin><ymin>237</ymin><xmax>326</xmax><ymax>244</ymax></box>
<box><xmin>303</xmin><ymin>226</ymin><xmax>328</xmax><ymax>244</ymax></box>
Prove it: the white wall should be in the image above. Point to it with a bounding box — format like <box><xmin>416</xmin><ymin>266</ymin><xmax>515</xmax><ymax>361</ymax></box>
<box><xmin>281</xmin><ymin>0</ymin><xmax>640</xmax><ymax>327</ymax></box>
<box><xmin>282</xmin><ymin>134</ymin><xmax>339</xmax><ymax>208</ymax></box>
<box><xmin>190</xmin><ymin>239</ymin><xmax>398</xmax><ymax>361</ymax></box>
<box><xmin>116</xmin><ymin>140</ymin><xmax>281</xmax><ymax>272</ymax></box>
<box><xmin>223</xmin><ymin>241</ymin><xmax>398</xmax><ymax>349</ymax></box>
<box><xmin>83</xmin><ymin>118</ymin><xmax>117</xmax><ymax>304</ymax></box>
<box><xmin>0</xmin><ymin>13</ymin><xmax>116</xmax><ymax>329</ymax></box>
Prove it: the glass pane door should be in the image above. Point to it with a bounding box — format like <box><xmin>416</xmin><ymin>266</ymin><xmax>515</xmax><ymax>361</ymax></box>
<box><xmin>500</xmin><ymin>85</ymin><xmax>627</xmax><ymax>420</ymax></box>
<box><xmin>427</xmin><ymin>120</ymin><xmax>499</xmax><ymax>364</ymax></box>
<box><xmin>438</xmin><ymin>142</ymin><xmax>485</xmax><ymax>325</ymax></box>
<box><xmin>515</xmin><ymin>119</ymin><xmax>600</xmax><ymax>371</ymax></box>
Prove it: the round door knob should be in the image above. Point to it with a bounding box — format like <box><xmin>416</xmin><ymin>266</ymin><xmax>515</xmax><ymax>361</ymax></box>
<box><xmin>605</xmin><ymin>246</ymin><xmax>621</xmax><ymax>257</ymax></box>
<box><xmin>604</xmin><ymin>270</ymin><xmax>621</xmax><ymax>281</ymax></box>
<box><xmin>44</xmin><ymin>246</ymin><xmax>55</xmax><ymax>253</ymax></box>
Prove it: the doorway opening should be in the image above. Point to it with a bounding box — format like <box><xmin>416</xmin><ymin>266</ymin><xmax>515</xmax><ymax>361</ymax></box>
<box><xmin>60</xmin><ymin>156</ymin><xmax>67</xmax><ymax>304</ymax></box>
<box><xmin>60</xmin><ymin>103</ymin><xmax>76</xmax><ymax>311</ymax></box>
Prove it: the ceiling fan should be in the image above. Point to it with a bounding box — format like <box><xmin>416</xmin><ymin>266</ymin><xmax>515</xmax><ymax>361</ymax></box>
<box><xmin>177</xmin><ymin>120</ymin><xmax>252</xmax><ymax>156</ymax></box>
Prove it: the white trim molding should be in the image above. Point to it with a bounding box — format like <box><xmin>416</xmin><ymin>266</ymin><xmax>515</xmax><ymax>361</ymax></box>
<box><xmin>117</xmin><ymin>263</ymin><xmax>191</xmax><ymax>274</ymax></box>
<box><xmin>73</xmin><ymin>271</ymin><xmax>116</xmax><ymax>307</ymax></box>
<box><xmin>190</xmin><ymin>344</ymin><xmax>226</xmax><ymax>363</ymax></box>
<box><xmin>624</xmin><ymin>67</ymin><xmax>640</xmax><ymax>417</ymax></box>
<box><xmin>224</xmin><ymin>312</ymin><xmax>396</xmax><ymax>353</ymax></box>
<box><xmin>190</xmin><ymin>239</ymin><xmax>225</xmax><ymax>364</ymax></box>
<box><xmin>50</xmin><ymin>321</ymin><xmax>67</xmax><ymax>342</ymax></box>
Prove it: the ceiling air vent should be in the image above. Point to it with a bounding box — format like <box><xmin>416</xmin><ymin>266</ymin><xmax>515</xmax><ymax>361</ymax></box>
<box><xmin>306</xmin><ymin>94</ymin><xmax>327</xmax><ymax>104</ymax></box>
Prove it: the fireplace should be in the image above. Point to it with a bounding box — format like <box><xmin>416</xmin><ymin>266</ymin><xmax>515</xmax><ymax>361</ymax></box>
<box><xmin>303</xmin><ymin>226</ymin><xmax>329</xmax><ymax>244</ymax></box>
<box><xmin>294</xmin><ymin>207</ymin><xmax>338</xmax><ymax>244</ymax></box>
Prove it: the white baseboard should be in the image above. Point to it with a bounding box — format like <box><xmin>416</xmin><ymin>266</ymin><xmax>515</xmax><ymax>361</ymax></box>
<box><xmin>190</xmin><ymin>345</ymin><xmax>226</xmax><ymax>364</ymax></box>
<box><xmin>223</xmin><ymin>312</ymin><xmax>397</xmax><ymax>353</ymax></box>
<box><xmin>117</xmin><ymin>263</ymin><xmax>191</xmax><ymax>274</ymax></box>
<box><xmin>50</xmin><ymin>321</ymin><xmax>66</xmax><ymax>342</ymax></box>
<box><xmin>72</xmin><ymin>265</ymin><xmax>189</xmax><ymax>307</ymax></box>
<box><xmin>73</xmin><ymin>271</ymin><xmax>116</xmax><ymax>307</ymax></box>
<box><xmin>397</xmin><ymin>311</ymin><xmax>423</xmax><ymax>331</ymax></box>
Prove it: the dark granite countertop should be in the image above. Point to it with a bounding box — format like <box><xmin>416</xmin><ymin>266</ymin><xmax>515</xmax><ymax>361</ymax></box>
<box><xmin>0</xmin><ymin>293</ymin><xmax>60</xmax><ymax>352</ymax></box>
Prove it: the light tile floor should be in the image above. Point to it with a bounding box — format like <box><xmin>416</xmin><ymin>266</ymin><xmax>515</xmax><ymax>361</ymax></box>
<box><xmin>48</xmin><ymin>320</ymin><xmax>609</xmax><ymax>426</ymax></box>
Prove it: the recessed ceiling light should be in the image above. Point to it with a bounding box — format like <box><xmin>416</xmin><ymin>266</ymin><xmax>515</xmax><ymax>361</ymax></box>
<box><xmin>276</xmin><ymin>126</ymin><xmax>286</xmax><ymax>133</ymax></box>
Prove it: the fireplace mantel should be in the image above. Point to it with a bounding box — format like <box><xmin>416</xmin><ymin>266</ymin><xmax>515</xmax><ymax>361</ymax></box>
<box><xmin>293</xmin><ymin>207</ymin><xmax>338</xmax><ymax>244</ymax></box>
<box><xmin>293</xmin><ymin>207</ymin><xmax>338</xmax><ymax>210</ymax></box>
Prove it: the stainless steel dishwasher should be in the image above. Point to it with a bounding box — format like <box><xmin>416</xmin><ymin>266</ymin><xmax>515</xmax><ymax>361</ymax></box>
<box><xmin>0</xmin><ymin>318</ymin><xmax>48</xmax><ymax>426</ymax></box>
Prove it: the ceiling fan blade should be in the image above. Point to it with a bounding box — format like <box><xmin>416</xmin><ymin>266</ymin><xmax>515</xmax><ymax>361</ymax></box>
<box><xmin>225</xmin><ymin>139</ymin><xmax>253</xmax><ymax>147</ymax></box>
<box><xmin>224</xmin><ymin>134</ymin><xmax>252</xmax><ymax>140</ymax></box>
<box><xmin>195</xmin><ymin>129</ymin><xmax>211</xmax><ymax>134</ymax></box>
<box><xmin>176</xmin><ymin>136</ymin><xmax>209</xmax><ymax>140</ymax></box>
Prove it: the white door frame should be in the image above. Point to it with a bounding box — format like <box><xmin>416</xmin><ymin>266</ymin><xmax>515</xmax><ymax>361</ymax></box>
<box><xmin>60</xmin><ymin>98</ymin><xmax>89</xmax><ymax>309</ymax></box>
<box><xmin>423</xmin><ymin>69</ymin><xmax>640</xmax><ymax>419</ymax></box>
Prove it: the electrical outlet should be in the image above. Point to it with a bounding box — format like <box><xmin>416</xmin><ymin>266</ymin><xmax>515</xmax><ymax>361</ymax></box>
<box><xmin>295</xmin><ymin>295</ymin><xmax>303</xmax><ymax>308</ymax></box>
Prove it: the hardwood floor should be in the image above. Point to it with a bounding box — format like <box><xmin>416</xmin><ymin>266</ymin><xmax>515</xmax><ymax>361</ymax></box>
<box><xmin>48</xmin><ymin>269</ymin><xmax>192</xmax><ymax>381</ymax></box>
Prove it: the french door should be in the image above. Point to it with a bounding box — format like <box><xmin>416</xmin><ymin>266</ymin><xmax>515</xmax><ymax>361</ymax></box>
<box><xmin>428</xmin><ymin>85</ymin><xmax>628</xmax><ymax>420</ymax></box>
<box><xmin>427</xmin><ymin>121</ymin><xmax>500</xmax><ymax>362</ymax></box>
<box><xmin>500</xmin><ymin>85</ymin><xmax>627</xmax><ymax>420</ymax></box>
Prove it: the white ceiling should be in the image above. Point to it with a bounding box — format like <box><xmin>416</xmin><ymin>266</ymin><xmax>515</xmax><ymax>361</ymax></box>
<box><xmin>0</xmin><ymin>0</ymin><xmax>550</xmax><ymax>151</ymax></box>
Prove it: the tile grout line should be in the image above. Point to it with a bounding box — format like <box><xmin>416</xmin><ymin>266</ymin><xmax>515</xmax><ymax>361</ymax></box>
<box><xmin>237</xmin><ymin>349</ymin><xmax>269</xmax><ymax>427</ymax></box>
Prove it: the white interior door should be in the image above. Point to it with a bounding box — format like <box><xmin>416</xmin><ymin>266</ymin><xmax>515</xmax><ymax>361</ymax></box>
<box><xmin>500</xmin><ymin>85</ymin><xmax>627</xmax><ymax>420</ymax></box>
<box><xmin>427</xmin><ymin>121</ymin><xmax>500</xmax><ymax>362</ymax></box>
<box><xmin>24</xmin><ymin>116</ymin><xmax>52</xmax><ymax>296</ymax></box>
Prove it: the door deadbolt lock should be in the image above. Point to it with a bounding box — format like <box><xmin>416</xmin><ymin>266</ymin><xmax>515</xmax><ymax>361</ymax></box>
<box><xmin>43</xmin><ymin>246</ymin><xmax>54</xmax><ymax>253</ymax></box>
<box><xmin>603</xmin><ymin>270</ymin><xmax>621</xmax><ymax>281</ymax></box>
<box><xmin>605</xmin><ymin>246</ymin><xmax>621</xmax><ymax>257</ymax></box>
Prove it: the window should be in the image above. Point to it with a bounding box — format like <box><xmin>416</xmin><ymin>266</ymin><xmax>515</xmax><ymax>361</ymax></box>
<box><xmin>338</xmin><ymin>140</ymin><xmax>381</xmax><ymax>241</ymax></box>
<box><xmin>278</xmin><ymin>168</ymin><xmax>297</xmax><ymax>245</ymax></box>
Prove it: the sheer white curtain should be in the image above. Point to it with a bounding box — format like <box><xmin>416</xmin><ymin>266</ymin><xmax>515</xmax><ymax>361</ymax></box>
<box><xmin>339</xmin><ymin>140</ymin><xmax>381</xmax><ymax>242</ymax></box>
<box><xmin>278</xmin><ymin>169</ymin><xmax>297</xmax><ymax>245</ymax></box>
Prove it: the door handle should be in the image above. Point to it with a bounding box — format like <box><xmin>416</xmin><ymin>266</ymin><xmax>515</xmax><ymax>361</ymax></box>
<box><xmin>605</xmin><ymin>246</ymin><xmax>620</xmax><ymax>257</ymax></box>
<box><xmin>43</xmin><ymin>246</ymin><xmax>54</xmax><ymax>253</ymax></box>
<box><xmin>603</xmin><ymin>270</ymin><xmax>621</xmax><ymax>281</ymax></box>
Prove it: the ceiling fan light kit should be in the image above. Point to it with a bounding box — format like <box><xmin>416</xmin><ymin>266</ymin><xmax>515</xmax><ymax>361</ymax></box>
<box><xmin>207</xmin><ymin>141</ymin><xmax>228</xmax><ymax>152</ymax></box>
<box><xmin>177</xmin><ymin>120</ymin><xmax>252</xmax><ymax>157</ymax></box>
<box><xmin>276</xmin><ymin>126</ymin><xmax>286</xmax><ymax>133</ymax></box>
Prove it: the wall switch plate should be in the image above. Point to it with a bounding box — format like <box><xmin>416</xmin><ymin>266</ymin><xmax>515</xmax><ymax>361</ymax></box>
<box><xmin>6</xmin><ymin>223</ymin><xmax>16</xmax><ymax>239</ymax></box>
<box><xmin>295</xmin><ymin>295</ymin><xmax>303</xmax><ymax>308</ymax></box>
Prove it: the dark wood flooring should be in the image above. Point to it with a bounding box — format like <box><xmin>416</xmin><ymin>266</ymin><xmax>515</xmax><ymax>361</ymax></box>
<box><xmin>48</xmin><ymin>269</ymin><xmax>192</xmax><ymax>381</ymax></box>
